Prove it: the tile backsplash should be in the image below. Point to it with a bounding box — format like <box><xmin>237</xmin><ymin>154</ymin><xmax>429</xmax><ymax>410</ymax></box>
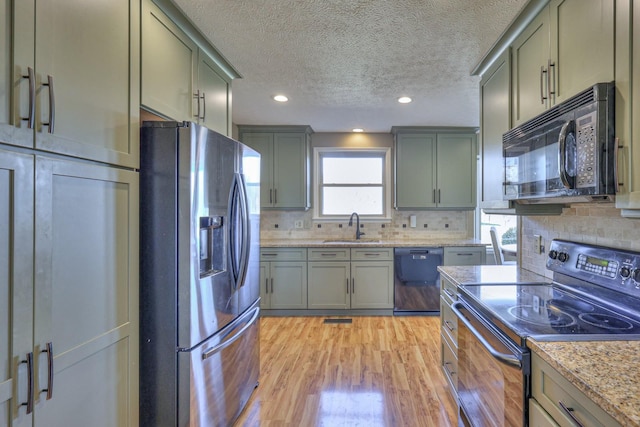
<box><xmin>521</xmin><ymin>204</ymin><xmax>640</xmax><ymax>278</ymax></box>
<box><xmin>260</xmin><ymin>209</ymin><xmax>475</xmax><ymax>241</ymax></box>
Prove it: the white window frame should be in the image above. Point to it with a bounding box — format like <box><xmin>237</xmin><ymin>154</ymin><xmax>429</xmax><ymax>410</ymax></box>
<box><xmin>313</xmin><ymin>147</ymin><xmax>392</xmax><ymax>221</ymax></box>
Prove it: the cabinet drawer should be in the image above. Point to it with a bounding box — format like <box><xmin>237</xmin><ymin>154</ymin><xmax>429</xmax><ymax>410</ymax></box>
<box><xmin>443</xmin><ymin>246</ymin><xmax>486</xmax><ymax>265</ymax></box>
<box><xmin>308</xmin><ymin>247</ymin><xmax>350</xmax><ymax>261</ymax></box>
<box><xmin>440</xmin><ymin>297</ymin><xmax>458</xmax><ymax>347</ymax></box>
<box><xmin>531</xmin><ymin>353</ymin><xmax>621</xmax><ymax>427</ymax></box>
<box><xmin>441</xmin><ymin>333</ymin><xmax>458</xmax><ymax>395</ymax></box>
<box><xmin>350</xmin><ymin>247</ymin><xmax>392</xmax><ymax>261</ymax></box>
<box><xmin>440</xmin><ymin>277</ymin><xmax>457</xmax><ymax>304</ymax></box>
<box><xmin>260</xmin><ymin>247</ymin><xmax>307</xmax><ymax>261</ymax></box>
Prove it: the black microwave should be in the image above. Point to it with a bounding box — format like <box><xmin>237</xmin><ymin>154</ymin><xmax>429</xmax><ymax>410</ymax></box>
<box><xmin>503</xmin><ymin>82</ymin><xmax>616</xmax><ymax>204</ymax></box>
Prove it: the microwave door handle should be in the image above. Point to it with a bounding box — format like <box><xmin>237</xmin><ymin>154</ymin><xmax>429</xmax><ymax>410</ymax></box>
<box><xmin>558</xmin><ymin>121</ymin><xmax>573</xmax><ymax>189</ymax></box>
<box><xmin>451</xmin><ymin>302</ymin><xmax>522</xmax><ymax>369</ymax></box>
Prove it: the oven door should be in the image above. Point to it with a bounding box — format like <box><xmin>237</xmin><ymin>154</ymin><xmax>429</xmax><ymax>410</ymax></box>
<box><xmin>452</xmin><ymin>300</ymin><xmax>530</xmax><ymax>427</ymax></box>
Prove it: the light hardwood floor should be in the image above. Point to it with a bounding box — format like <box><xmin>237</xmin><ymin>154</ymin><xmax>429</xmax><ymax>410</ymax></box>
<box><xmin>235</xmin><ymin>316</ymin><xmax>458</xmax><ymax>426</ymax></box>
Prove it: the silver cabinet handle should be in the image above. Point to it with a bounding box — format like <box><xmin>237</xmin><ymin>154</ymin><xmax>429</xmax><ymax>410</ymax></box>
<box><xmin>363</xmin><ymin>253</ymin><xmax>380</xmax><ymax>257</ymax></box>
<box><xmin>346</xmin><ymin>278</ymin><xmax>349</xmax><ymax>294</ymax></box>
<box><xmin>41</xmin><ymin>342</ymin><xmax>54</xmax><ymax>400</ymax></box>
<box><xmin>270</xmin><ymin>277</ymin><xmax>273</xmax><ymax>293</ymax></box>
<box><xmin>265</xmin><ymin>278</ymin><xmax>269</xmax><ymax>294</ymax></box>
<box><xmin>320</xmin><ymin>253</ymin><xmax>337</xmax><ymax>257</ymax></box>
<box><xmin>41</xmin><ymin>75</ymin><xmax>55</xmax><ymax>133</ymax></box>
<box><xmin>614</xmin><ymin>137</ymin><xmax>624</xmax><ymax>191</ymax></box>
<box><xmin>540</xmin><ymin>65</ymin><xmax>548</xmax><ymax>104</ymax></box>
<box><xmin>444</xmin><ymin>320</ymin><xmax>456</xmax><ymax>331</ymax></box>
<box><xmin>432</xmin><ymin>189</ymin><xmax>436</xmax><ymax>203</ymax></box>
<box><xmin>202</xmin><ymin>307</ymin><xmax>260</xmax><ymax>360</ymax></box>
<box><xmin>351</xmin><ymin>278</ymin><xmax>355</xmax><ymax>294</ymax></box>
<box><xmin>558</xmin><ymin>401</ymin><xmax>584</xmax><ymax>427</ymax></box>
<box><xmin>443</xmin><ymin>361</ymin><xmax>456</xmax><ymax>377</ymax></box>
<box><xmin>20</xmin><ymin>352</ymin><xmax>34</xmax><ymax>414</ymax></box>
<box><xmin>193</xmin><ymin>90</ymin><xmax>204</xmax><ymax>120</ymax></box>
<box><xmin>21</xmin><ymin>67</ymin><xmax>35</xmax><ymax>128</ymax></box>
<box><xmin>274</xmin><ymin>189</ymin><xmax>277</xmax><ymax>204</ymax></box>
<box><xmin>269</xmin><ymin>189</ymin><xmax>273</xmax><ymax>204</ymax></box>
<box><xmin>548</xmin><ymin>59</ymin><xmax>556</xmax><ymax>99</ymax></box>
<box><xmin>438</xmin><ymin>189</ymin><xmax>441</xmax><ymax>203</ymax></box>
<box><xmin>202</xmin><ymin>91</ymin><xmax>206</xmax><ymax>121</ymax></box>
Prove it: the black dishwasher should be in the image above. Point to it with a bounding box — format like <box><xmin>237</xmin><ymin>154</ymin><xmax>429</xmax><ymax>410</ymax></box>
<box><xmin>394</xmin><ymin>247</ymin><xmax>443</xmax><ymax>315</ymax></box>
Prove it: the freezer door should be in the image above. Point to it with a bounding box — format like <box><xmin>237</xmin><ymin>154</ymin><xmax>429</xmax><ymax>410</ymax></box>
<box><xmin>179</xmin><ymin>124</ymin><xmax>240</xmax><ymax>348</ymax></box>
<box><xmin>177</xmin><ymin>302</ymin><xmax>260</xmax><ymax>427</ymax></box>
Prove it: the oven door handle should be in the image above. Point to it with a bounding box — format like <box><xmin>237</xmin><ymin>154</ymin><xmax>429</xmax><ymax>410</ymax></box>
<box><xmin>451</xmin><ymin>301</ymin><xmax>522</xmax><ymax>369</ymax></box>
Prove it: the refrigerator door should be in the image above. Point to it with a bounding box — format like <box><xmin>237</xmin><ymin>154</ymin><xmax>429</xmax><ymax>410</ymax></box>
<box><xmin>177</xmin><ymin>300</ymin><xmax>260</xmax><ymax>427</ymax></box>
<box><xmin>237</xmin><ymin>144</ymin><xmax>261</xmax><ymax>313</ymax></box>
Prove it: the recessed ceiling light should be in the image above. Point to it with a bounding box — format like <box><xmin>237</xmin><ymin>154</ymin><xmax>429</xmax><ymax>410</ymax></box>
<box><xmin>398</xmin><ymin>96</ymin><xmax>412</xmax><ymax>104</ymax></box>
<box><xmin>352</xmin><ymin>128</ymin><xmax>364</xmax><ymax>133</ymax></box>
<box><xmin>273</xmin><ymin>95</ymin><xmax>288</xmax><ymax>102</ymax></box>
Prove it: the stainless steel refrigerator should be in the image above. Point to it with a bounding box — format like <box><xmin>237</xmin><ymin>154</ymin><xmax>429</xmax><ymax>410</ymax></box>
<box><xmin>139</xmin><ymin>121</ymin><xmax>261</xmax><ymax>427</ymax></box>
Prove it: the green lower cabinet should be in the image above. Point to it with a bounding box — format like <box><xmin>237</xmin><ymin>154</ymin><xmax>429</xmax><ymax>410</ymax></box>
<box><xmin>307</xmin><ymin>261</ymin><xmax>351</xmax><ymax>309</ymax></box>
<box><xmin>350</xmin><ymin>261</ymin><xmax>394</xmax><ymax>309</ymax></box>
<box><xmin>259</xmin><ymin>261</ymin><xmax>307</xmax><ymax>309</ymax></box>
<box><xmin>307</xmin><ymin>248</ymin><xmax>393</xmax><ymax>310</ymax></box>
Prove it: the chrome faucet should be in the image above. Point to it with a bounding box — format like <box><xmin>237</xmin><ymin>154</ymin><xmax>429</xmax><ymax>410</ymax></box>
<box><xmin>348</xmin><ymin>212</ymin><xmax>365</xmax><ymax>240</ymax></box>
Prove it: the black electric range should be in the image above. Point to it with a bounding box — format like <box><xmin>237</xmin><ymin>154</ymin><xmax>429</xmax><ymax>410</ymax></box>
<box><xmin>458</xmin><ymin>239</ymin><xmax>640</xmax><ymax>346</ymax></box>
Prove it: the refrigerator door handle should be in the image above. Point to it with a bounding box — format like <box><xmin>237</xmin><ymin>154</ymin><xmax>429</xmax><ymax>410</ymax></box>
<box><xmin>228</xmin><ymin>173</ymin><xmax>251</xmax><ymax>290</ymax></box>
<box><xmin>202</xmin><ymin>306</ymin><xmax>260</xmax><ymax>360</ymax></box>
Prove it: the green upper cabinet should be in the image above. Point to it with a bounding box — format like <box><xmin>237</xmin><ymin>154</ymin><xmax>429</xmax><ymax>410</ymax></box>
<box><xmin>393</xmin><ymin>128</ymin><xmax>477</xmax><ymax>209</ymax></box>
<box><xmin>511</xmin><ymin>0</ymin><xmax>614</xmax><ymax>126</ymax></box>
<box><xmin>238</xmin><ymin>125</ymin><xmax>313</xmax><ymax>209</ymax></box>
<box><xmin>141</xmin><ymin>0</ymin><xmax>237</xmax><ymax>136</ymax></box>
<box><xmin>480</xmin><ymin>50</ymin><xmax>511</xmax><ymax>209</ymax></box>
<box><xmin>2</xmin><ymin>0</ymin><xmax>140</xmax><ymax>167</ymax></box>
<box><xmin>615</xmin><ymin>1</ymin><xmax>640</xmax><ymax>214</ymax></box>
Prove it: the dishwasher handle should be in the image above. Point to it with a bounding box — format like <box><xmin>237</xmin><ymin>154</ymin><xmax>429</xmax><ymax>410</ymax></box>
<box><xmin>451</xmin><ymin>301</ymin><xmax>522</xmax><ymax>369</ymax></box>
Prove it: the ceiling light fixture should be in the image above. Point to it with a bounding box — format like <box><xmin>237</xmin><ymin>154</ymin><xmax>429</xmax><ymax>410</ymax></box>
<box><xmin>352</xmin><ymin>128</ymin><xmax>364</xmax><ymax>133</ymax></box>
<box><xmin>273</xmin><ymin>95</ymin><xmax>288</xmax><ymax>102</ymax></box>
<box><xmin>398</xmin><ymin>96</ymin><xmax>412</xmax><ymax>104</ymax></box>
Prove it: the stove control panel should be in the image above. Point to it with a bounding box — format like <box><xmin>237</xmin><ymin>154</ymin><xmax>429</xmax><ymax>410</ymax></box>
<box><xmin>547</xmin><ymin>240</ymin><xmax>640</xmax><ymax>298</ymax></box>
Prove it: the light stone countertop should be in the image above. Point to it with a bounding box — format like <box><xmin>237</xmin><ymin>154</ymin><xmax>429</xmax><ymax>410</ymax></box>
<box><xmin>527</xmin><ymin>339</ymin><xmax>640</xmax><ymax>427</ymax></box>
<box><xmin>260</xmin><ymin>238</ymin><xmax>487</xmax><ymax>248</ymax></box>
<box><xmin>438</xmin><ymin>265</ymin><xmax>640</xmax><ymax>427</ymax></box>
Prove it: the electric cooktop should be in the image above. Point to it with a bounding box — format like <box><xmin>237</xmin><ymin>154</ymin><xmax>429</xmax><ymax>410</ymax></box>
<box><xmin>458</xmin><ymin>239</ymin><xmax>640</xmax><ymax>343</ymax></box>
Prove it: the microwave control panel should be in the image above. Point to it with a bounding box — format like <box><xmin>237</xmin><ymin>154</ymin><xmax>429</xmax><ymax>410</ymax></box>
<box><xmin>575</xmin><ymin>111</ymin><xmax>597</xmax><ymax>188</ymax></box>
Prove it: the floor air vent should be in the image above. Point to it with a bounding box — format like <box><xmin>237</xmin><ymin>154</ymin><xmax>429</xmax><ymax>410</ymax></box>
<box><xmin>323</xmin><ymin>318</ymin><xmax>352</xmax><ymax>324</ymax></box>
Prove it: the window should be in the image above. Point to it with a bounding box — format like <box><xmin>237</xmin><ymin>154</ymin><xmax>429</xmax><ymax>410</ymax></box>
<box><xmin>314</xmin><ymin>147</ymin><xmax>391</xmax><ymax>220</ymax></box>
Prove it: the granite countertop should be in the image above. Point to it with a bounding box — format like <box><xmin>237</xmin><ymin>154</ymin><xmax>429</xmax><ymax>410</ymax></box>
<box><xmin>260</xmin><ymin>238</ymin><xmax>487</xmax><ymax>248</ymax></box>
<box><xmin>438</xmin><ymin>264</ymin><xmax>548</xmax><ymax>285</ymax></box>
<box><xmin>437</xmin><ymin>265</ymin><xmax>640</xmax><ymax>427</ymax></box>
<box><xmin>528</xmin><ymin>339</ymin><xmax>640</xmax><ymax>427</ymax></box>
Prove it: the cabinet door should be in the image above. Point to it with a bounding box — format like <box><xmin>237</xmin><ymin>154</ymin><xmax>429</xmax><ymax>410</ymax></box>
<box><xmin>34</xmin><ymin>157</ymin><xmax>139</xmax><ymax>427</ymax></box>
<box><xmin>395</xmin><ymin>133</ymin><xmax>436</xmax><ymax>208</ymax></box>
<box><xmin>549</xmin><ymin>0</ymin><xmax>614</xmax><ymax>105</ymax></box>
<box><xmin>269</xmin><ymin>262</ymin><xmax>307</xmax><ymax>309</ymax></box>
<box><xmin>273</xmin><ymin>133</ymin><xmax>308</xmax><ymax>208</ymax></box>
<box><xmin>308</xmin><ymin>262</ymin><xmax>350</xmax><ymax>309</ymax></box>
<box><xmin>443</xmin><ymin>247</ymin><xmax>486</xmax><ymax>266</ymax></box>
<box><xmin>0</xmin><ymin>149</ymin><xmax>33</xmax><ymax>427</ymax></box>
<box><xmin>35</xmin><ymin>0</ymin><xmax>139</xmax><ymax>167</ymax></box>
<box><xmin>141</xmin><ymin>0</ymin><xmax>197</xmax><ymax>123</ymax></box>
<box><xmin>259</xmin><ymin>262</ymin><xmax>270</xmax><ymax>309</ymax></box>
<box><xmin>351</xmin><ymin>261</ymin><xmax>393</xmax><ymax>309</ymax></box>
<box><xmin>480</xmin><ymin>50</ymin><xmax>511</xmax><ymax>209</ymax></box>
<box><xmin>198</xmin><ymin>54</ymin><xmax>231</xmax><ymax>135</ymax></box>
<box><xmin>511</xmin><ymin>8</ymin><xmax>551</xmax><ymax>125</ymax></box>
<box><xmin>436</xmin><ymin>134</ymin><xmax>476</xmax><ymax>208</ymax></box>
<box><xmin>241</xmin><ymin>133</ymin><xmax>274</xmax><ymax>207</ymax></box>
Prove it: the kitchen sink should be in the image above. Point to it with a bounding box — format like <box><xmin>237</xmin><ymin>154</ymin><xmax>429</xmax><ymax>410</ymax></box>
<box><xmin>322</xmin><ymin>239</ymin><xmax>382</xmax><ymax>244</ymax></box>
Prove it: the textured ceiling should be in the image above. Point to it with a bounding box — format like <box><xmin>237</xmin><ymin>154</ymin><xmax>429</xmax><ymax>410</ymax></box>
<box><xmin>174</xmin><ymin>0</ymin><xmax>528</xmax><ymax>132</ymax></box>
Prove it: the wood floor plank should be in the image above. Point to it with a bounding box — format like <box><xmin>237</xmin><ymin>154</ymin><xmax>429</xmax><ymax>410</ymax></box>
<box><xmin>235</xmin><ymin>316</ymin><xmax>457</xmax><ymax>426</ymax></box>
